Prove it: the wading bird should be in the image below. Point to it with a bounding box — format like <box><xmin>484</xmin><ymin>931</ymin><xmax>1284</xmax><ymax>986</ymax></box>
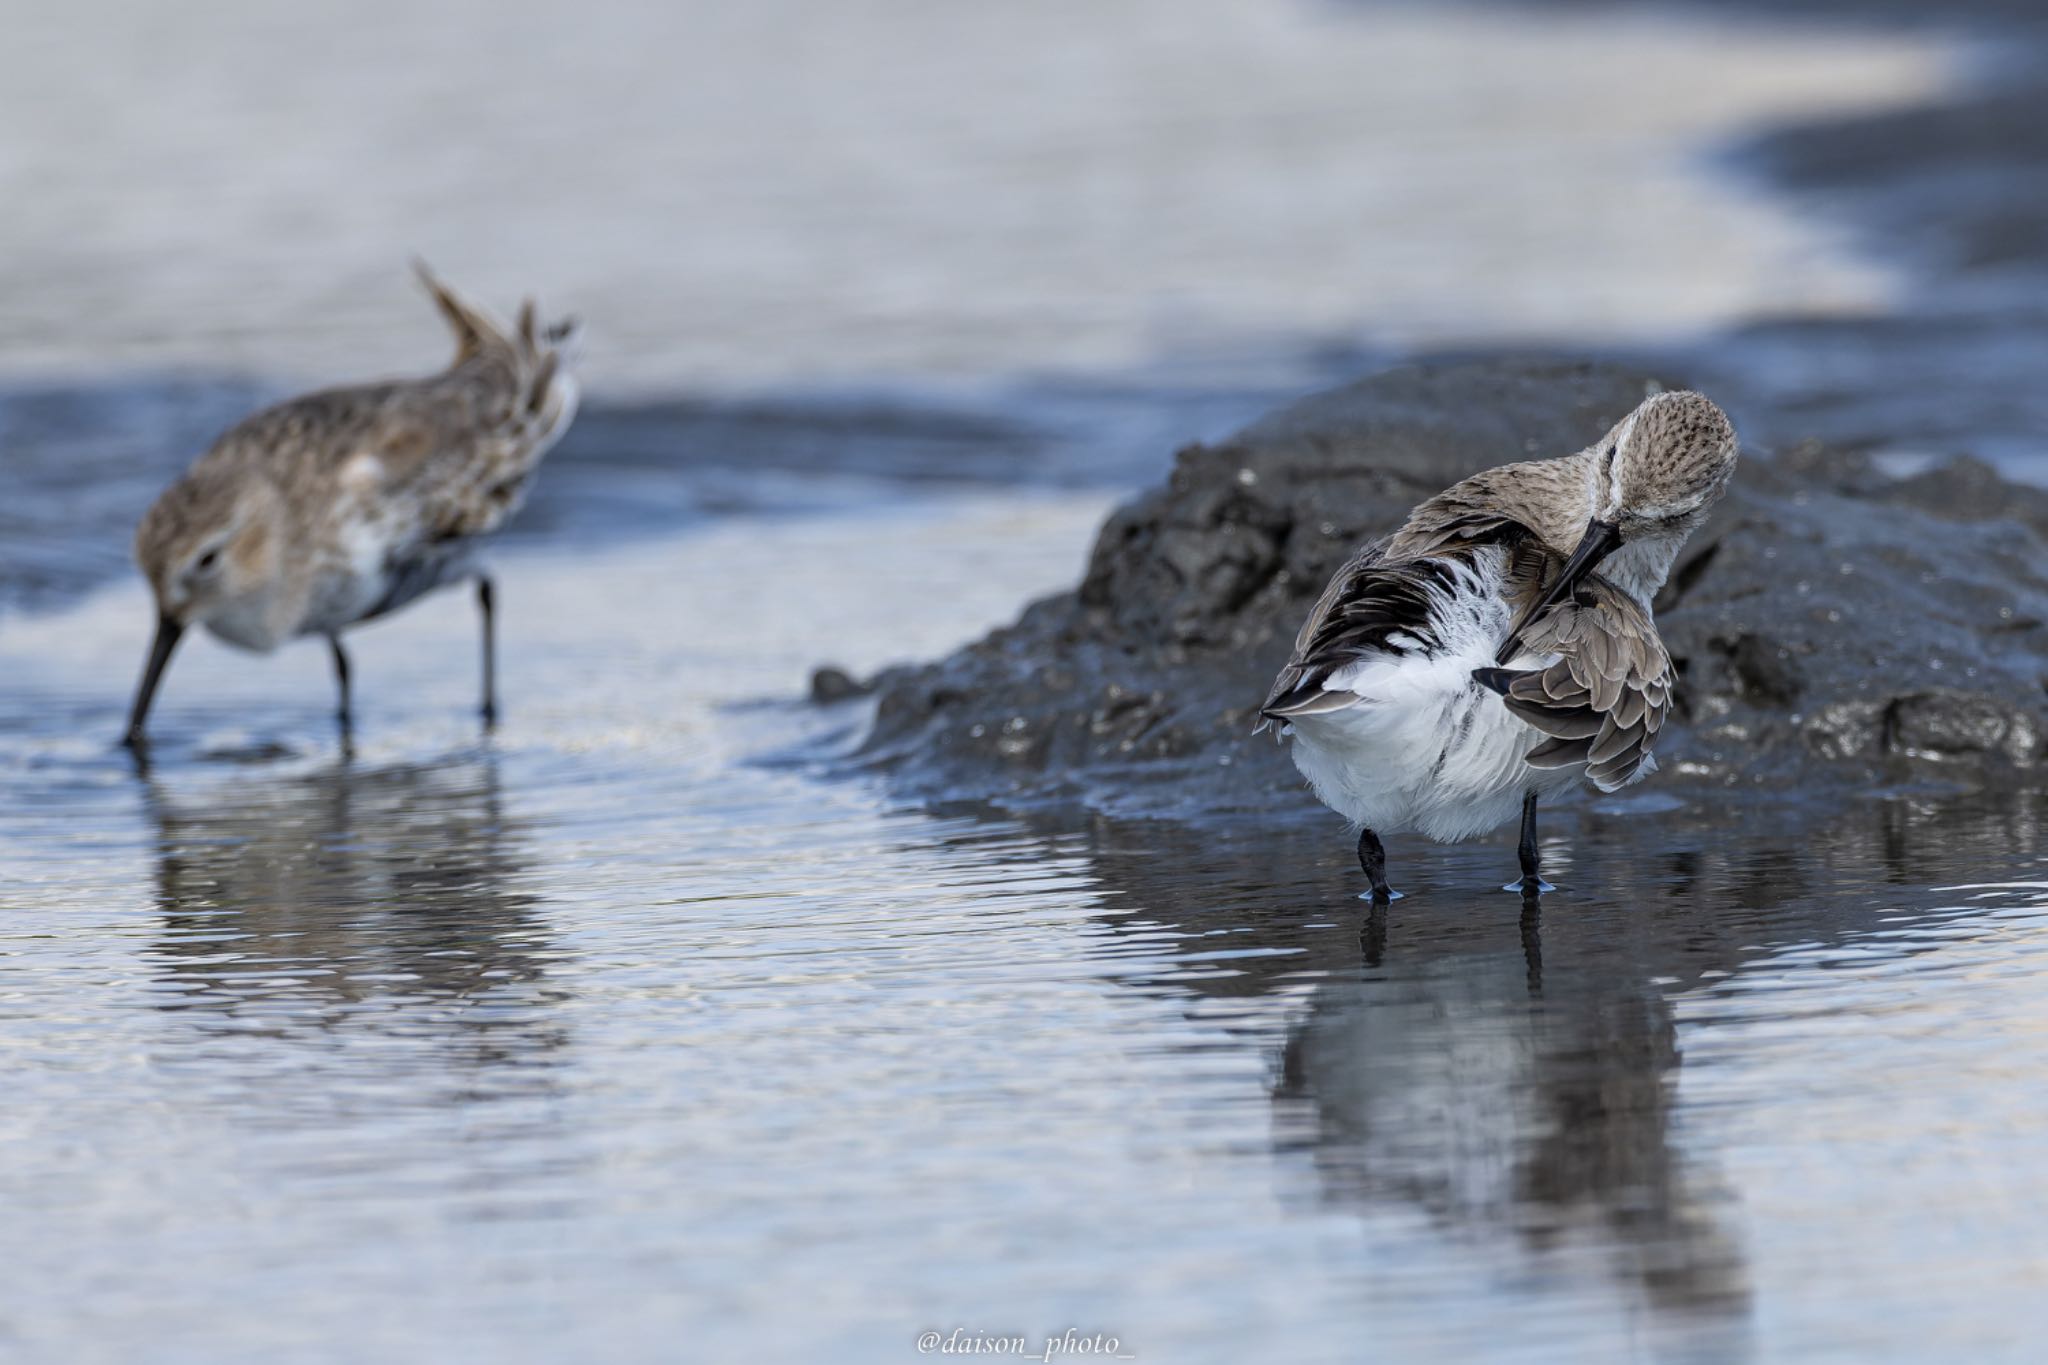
<box><xmin>124</xmin><ymin>266</ymin><xmax>579</xmax><ymax>747</ymax></box>
<box><xmin>1259</xmin><ymin>390</ymin><xmax>1737</xmax><ymax>899</ymax></box>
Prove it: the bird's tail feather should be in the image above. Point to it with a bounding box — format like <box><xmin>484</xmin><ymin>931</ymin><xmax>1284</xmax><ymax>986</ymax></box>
<box><xmin>414</xmin><ymin>259</ymin><xmax>520</xmax><ymax>364</ymax></box>
<box><xmin>1258</xmin><ymin>689</ymin><xmax>1365</xmax><ymax>724</ymax></box>
<box><xmin>414</xmin><ymin>261</ymin><xmax>580</xmax><ymax>437</ymax></box>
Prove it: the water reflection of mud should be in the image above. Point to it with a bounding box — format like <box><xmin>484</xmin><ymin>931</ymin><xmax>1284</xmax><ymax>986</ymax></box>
<box><xmin>1052</xmin><ymin>791</ymin><xmax>2048</xmax><ymax>1334</ymax></box>
<box><xmin>142</xmin><ymin>754</ymin><xmax>568</xmax><ymax>1082</ymax></box>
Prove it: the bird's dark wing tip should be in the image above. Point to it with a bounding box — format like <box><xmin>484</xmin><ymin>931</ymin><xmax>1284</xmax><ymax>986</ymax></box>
<box><xmin>1260</xmin><ymin>690</ymin><xmax>1361</xmax><ymax>720</ymax></box>
<box><xmin>1471</xmin><ymin>666</ymin><xmax>1533</xmax><ymax>696</ymax></box>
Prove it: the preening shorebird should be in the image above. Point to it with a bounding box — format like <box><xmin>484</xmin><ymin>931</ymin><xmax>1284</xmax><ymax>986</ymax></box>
<box><xmin>1258</xmin><ymin>390</ymin><xmax>1738</xmax><ymax>899</ymax></box>
<box><xmin>124</xmin><ymin>265</ymin><xmax>580</xmax><ymax>747</ymax></box>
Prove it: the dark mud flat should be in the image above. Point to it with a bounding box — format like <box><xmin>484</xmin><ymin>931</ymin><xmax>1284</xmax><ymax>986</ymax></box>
<box><xmin>848</xmin><ymin>358</ymin><xmax>2048</xmax><ymax>821</ymax></box>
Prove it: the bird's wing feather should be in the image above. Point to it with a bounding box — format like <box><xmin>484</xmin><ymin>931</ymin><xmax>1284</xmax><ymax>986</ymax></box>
<box><xmin>1260</xmin><ymin>533</ymin><xmax>1502</xmax><ymax>723</ymax></box>
<box><xmin>326</xmin><ymin>289</ymin><xmax>578</xmax><ymax>549</ymax></box>
<box><xmin>200</xmin><ymin>273</ymin><xmax>579</xmax><ymax>558</ymax></box>
<box><xmin>1258</xmin><ymin>490</ymin><xmax>1547</xmax><ymax>723</ymax></box>
<box><xmin>1472</xmin><ymin>576</ymin><xmax>1672</xmax><ymax>792</ymax></box>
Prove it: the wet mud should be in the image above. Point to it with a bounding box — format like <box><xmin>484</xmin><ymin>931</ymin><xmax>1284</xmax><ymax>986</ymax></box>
<box><xmin>850</xmin><ymin>359</ymin><xmax>2048</xmax><ymax>820</ymax></box>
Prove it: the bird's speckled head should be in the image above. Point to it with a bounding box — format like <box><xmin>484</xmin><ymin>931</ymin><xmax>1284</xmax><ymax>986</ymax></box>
<box><xmin>134</xmin><ymin>468</ymin><xmax>290</xmax><ymax>648</ymax></box>
<box><xmin>1590</xmin><ymin>390</ymin><xmax>1738</xmax><ymax>539</ymax></box>
<box><xmin>1491</xmin><ymin>389</ymin><xmax>1737</xmax><ymax>661</ymax></box>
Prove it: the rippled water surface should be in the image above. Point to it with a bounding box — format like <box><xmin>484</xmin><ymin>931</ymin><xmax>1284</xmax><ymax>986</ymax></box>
<box><xmin>8</xmin><ymin>497</ymin><xmax>2048</xmax><ymax>1363</ymax></box>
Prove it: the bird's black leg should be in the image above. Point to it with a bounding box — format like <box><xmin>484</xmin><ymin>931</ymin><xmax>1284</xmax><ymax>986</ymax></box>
<box><xmin>1504</xmin><ymin>790</ymin><xmax>1556</xmax><ymax>894</ymax></box>
<box><xmin>478</xmin><ymin>575</ymin><xmax>498</xmax><ymax>729</ymax></box>
<box><xmin>1518</xmin><ymin>791</ymin><xmax>1538</xmax><ymax>883</ymax></box>
<box><xmin>329</xmin><ymin>635</ymin><xmax>354</xmax><ymax>736</ymax></box>
<box><xmin>1357</xmin><ymin>828</ymin><xmax>1401</xmax><ymax>902</ymax></box>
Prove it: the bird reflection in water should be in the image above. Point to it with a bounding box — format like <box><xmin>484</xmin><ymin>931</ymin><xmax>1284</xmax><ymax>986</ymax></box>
<box><xmin>1292</xmin><ymin>841</ymin><xmax>1767</xmax><ymax>1327</ymax></box>
<box><xmin>1270</xmin><ymin>794</ymin><xmax>2048</xmax><ymax>1332</ymax></box>
<box><xmin>141</xmin><ymin>752</ymin><xmax>567</xmax><ymax>1092</ymax></box>
<box><xmin>1063</xmin><ymin>813</ymin><xmax>1762</xmax><ymax>1336</ymax></box>
<box><xmin>1277</xmin><ymin>919</ymin><xmax>1750</xmax><ymax>1324</ymax></box>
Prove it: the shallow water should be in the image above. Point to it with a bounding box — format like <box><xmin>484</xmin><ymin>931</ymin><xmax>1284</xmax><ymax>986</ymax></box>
<box><xmin>8</xmin><ymin>501</ymin><xmax>2048</xmax><ymax>1362</ymax></box>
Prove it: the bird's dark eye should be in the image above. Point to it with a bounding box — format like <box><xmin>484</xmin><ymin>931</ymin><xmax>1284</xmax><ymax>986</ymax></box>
<box><xmin>195</xmin><ymin>548</ymin><xmax>220</xmax><ymax>572</ymax></box>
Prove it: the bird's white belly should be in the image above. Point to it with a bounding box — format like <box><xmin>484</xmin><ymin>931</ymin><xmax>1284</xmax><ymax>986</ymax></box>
<box><xmin>1283</xmin><ymin>551</ymin><xmax>1579</xmax><ymax>842</ymax></box>
<box><xmin>1288</xmin><ymin>673</ymin><xmax>1574</xmax><ymax>842</ymax></box>
<box><xmin>303</xmin><ymin>516</ymin><xmax>478</xmax><ymax>638</ymax></box>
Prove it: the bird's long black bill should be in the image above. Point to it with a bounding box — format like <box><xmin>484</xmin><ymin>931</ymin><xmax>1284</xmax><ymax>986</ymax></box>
<box><xmin>1493</xmin><ymin>519</ymin><xmax>1621</xmax><ymax>665</ymax></box>
<box><xmin>122</xmin><ymin>613</ymin><xmax>185</xmax><ymax>747</ymax></box>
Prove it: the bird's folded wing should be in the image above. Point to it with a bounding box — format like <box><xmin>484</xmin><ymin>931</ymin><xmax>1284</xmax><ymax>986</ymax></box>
<box><xmin>364</xmin><ymin>397</ymin><xmax>545</xmax><ymax>545</ymax></box>
<box><xmin>1474</xmin><ymin>577</ymin><xmax>1672</xmax><ymax>791</ymax></box>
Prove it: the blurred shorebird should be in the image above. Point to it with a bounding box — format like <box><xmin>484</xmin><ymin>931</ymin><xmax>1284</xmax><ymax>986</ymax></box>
<box><xmin>123</xmin><ymin>265</ymin><xmax>580</xmax><ymax>747</ymax></box>
<box><xmin>1258</xmin><ymin>390</ymin><xmax>1737</xmax><ymax>899</ymax></box>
